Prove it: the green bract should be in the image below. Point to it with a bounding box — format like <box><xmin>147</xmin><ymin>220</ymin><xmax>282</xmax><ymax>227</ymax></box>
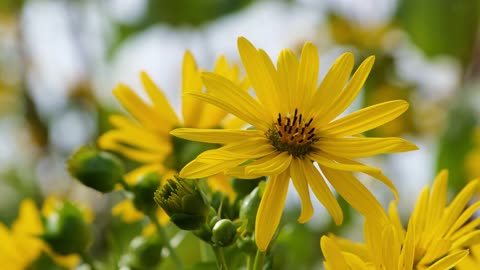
<box><xmin>154</xmin><ymin>176</ymin><xmax>211</xmax><ymax>230</ymax></box>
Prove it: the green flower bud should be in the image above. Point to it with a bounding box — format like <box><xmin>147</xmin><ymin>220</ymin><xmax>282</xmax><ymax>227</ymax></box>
<box><xmin>67</xmin><ymin>146</ymin><xmax>124</xmax><ymax>193</ymax></box>
<box><xmin>119</xmin><ymin>235</ymin><xmax>163</xmax><ymax>270</ymax></box>
<box><xmin>239</xmin><ymin>183</ymin><xmax>265</xmax><ymax>233</ymax></box>
<box><xmin>132</xmin><ymin>172</ymin><xmax>161</xmax><ymax>214</ymax></box>
<box><xmin>154</xmin><ymin>176</ymin><xmax>211</xmax><ymax>230</ymax></box>
<box><xmin>42</xmin><ymin>201</ymin><xmax>92</xmax><ymax>255</ymax></box>
<box><xmin>212</xmin><ymin>219</ymin><xmax>237</xmax><ymax>247</ymax></box>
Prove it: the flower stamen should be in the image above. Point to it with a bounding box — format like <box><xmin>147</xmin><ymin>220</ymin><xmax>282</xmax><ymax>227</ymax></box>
<box><xmin>267</xmin><ymin>109</ymin><xmax>316</xmax><ymax>157</ymax></box>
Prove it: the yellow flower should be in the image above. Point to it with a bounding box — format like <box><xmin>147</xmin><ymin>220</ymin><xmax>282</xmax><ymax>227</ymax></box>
<box><xmin>171</xmin><ymin>37</ymin><xmax>417</xmax><ymax>251</ymax></box>
<box><xmin>321</xmin><ymin>170</ymin><xmax>480</xmax><ymax>270</ymax></box>
<box><xmin>172</xmin><ymin>38</ymin><xmax>417</xmax><ymax>251</ymax></box>
<box><xmin>0</xmin><ymin>198</ymin><xmax>80</xmax><ymax>270</ymax></box>
<box><xmin>99</xmin><ymin>52</ymin><xmax>244</xmax><ymax>221</ymax></box>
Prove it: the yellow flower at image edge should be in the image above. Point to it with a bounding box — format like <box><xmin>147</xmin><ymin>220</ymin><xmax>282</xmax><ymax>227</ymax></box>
<box><xmin>0</xmin><ymin>198</ymin><xmax>80</xmax><ymax>270</ymax></box>
<box><xmin>321</xmin><ymin>170</ymin><xmax>480</xmax><ymax>270</ymax></box>
<box><xmin>171</xmin><ymin>37</ymin><xmax>418</xmax><ymax>251</ymax></box>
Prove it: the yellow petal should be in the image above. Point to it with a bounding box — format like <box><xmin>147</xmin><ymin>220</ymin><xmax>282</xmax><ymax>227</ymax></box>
<box><xmin>296</xmin><ymin>42</ymin><xmax>319</xmax><ymax>111</ymax></box>
<box><xmin>316</xmin><ymin>55</ymin><xmax>375</xmax><ymax>126</ymax></box>
<box><xmin>237</xmin><ymin>37</ymin><xmax>279</xmax><ymax>118</ymax></box>
<box><xmin>312</xmin><ymin>152</ymin><xmax>399</xmax><ymax>201</ymax></box>
<box><xmin>245</xmin><ymin>152</ymin><xmax>292</xmax><ymax>176</ymax></box>
<box><xmin>182</xmin><ymin>51</ymin><xmax>205</xmax><ymax>127</ymax></box>
<box><xmin>320</xmin><ymin>236</ymin><xmax>350</xmax><ymax>270</ymax></box>
<box><xmin>400</xmin><ymin>216</ymin><xmax>416</xmax><ymax>270</ymax></box>
<box><xmin>258</xmin><ymin>49</ymin><xmax>288</xmax><ymax>114</ymax></box>
<box><xmin>425</xmin><ymin>249</ymin><xmax>469</xmax><ymax>270</ymax></box>
<box><xmin>170</xmin><ymin>128</ymin><xmax>264</xmax><ymax>144</ymax></box>
<box><xmin>277</xmin><ymin>48</ymin><xmax>298</xmax><ymax>113</ymax></box>
<box><xmin>314</xmin><ymin>136</ymin><xmax>418</xmax><ymax>158</ymax></box>
<box><xmin>99</xmin><ymin>129</ymin><xmax>171</xmax><ymax>154</ymax></box>
<box><xmin>429</xmin><ymin>179</ymin><xmax>479</xmax><ymax>243</ymax></box>
<box><xmin>425</xmin><ymin>170</ymin><xmax>448</xmax><ymax>231</ymax></box>
<box><xmin>290</xmin><ymin>158</ymin><xmax>314</xmax><ymax>223</ymax></box>
<box><xmin>140</xmin><ymin>71</ymin><xmax>180</xmax><ymax>124</ymax></box>
<box><xmin>180</xmin><ymin>159</ymin><xmax>246</xmax><ymax>179</ymax></box>
<box><xmin>198</xmin><ymin>72</ymin><xmax>270</xmax><ymax>129</ymax></box>
<box><xmin>255</xmin><ymin>172</ymin><xmax>290</xmax><ymax>251</ymax></box>
<box><xmin>321</xmin><ymin>100</ymin><xmax>410</xmax><ymax>137</ymax></box>
<box><xmin>113</xmin><ymin>84</ymin><xmax>175</xmax><ymax>132</ymax></box>
<box><xmin>451</xmin><ymin>230</ymin><xmax>480</xmax><ymax>249</ymax></box>
<box><xmin>302</xmin><ymin>161</ymin><xmax>343</xmax><ymax>225</ymax></box>
<box><xmin>310</xmin><ymin>52</ymin><xmax>354</xmax><ymax>116</ymax></box>
<box><xmin>321</xmin><ymin>166</ymin><xmax>388</xmax><ymax>224</ymax></box>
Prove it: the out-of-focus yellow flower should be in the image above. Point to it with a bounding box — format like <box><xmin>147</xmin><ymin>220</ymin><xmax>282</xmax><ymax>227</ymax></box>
<box><xmin>172</xmin><ymin>37</ymin><xmax>417</xmax><ymax>251</ymax></box>
<box><xmin>321</xmin><ymin>170</ymin><xmax>480</xmax><ymax>269</ymax></box>
<box><xmin>328</xmin><ymin>13</ymin><xmax>395</xmax><ymax>50</ymax></box>
<box><xmin>0</xmin><ymin>198</ymin><xmax>81</xmax><ymax>270</ymax></box>
<box><xmin>99</xmin><ymin>52</ymin><xmax>245</xmax><ymax>224</ymax></box>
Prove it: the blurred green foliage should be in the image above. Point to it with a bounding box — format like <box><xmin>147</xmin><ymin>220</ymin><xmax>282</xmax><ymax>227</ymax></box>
<box><xmin>398</xmin><ymin>0</ymin><xmax>479</xmax><ymax>66</ymax></box>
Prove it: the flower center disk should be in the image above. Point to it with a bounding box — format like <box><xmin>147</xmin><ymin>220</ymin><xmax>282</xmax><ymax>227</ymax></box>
<box><xmin>267</xmin><ymin>109</ymin><xmax>316</xmax><ymax>157</ymax></box>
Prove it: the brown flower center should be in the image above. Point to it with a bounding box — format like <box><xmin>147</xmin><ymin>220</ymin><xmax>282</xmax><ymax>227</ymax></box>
<box><xmin>266</xmin><ymin>109</ymin><xmax>317</xmax><ymax>157</ymax></box>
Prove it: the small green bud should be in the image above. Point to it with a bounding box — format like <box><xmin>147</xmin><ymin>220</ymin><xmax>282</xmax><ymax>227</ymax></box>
<box><xmin>239</xmin><ymin>183</ymin><xmax>264</xmax><ymax>233</ymax></box>
<box><xmin>119</xmin><ymin>235</ymin><xmax>163</xmax><ymax>270</ymax></box>
<box><xmin>154</xmin><ymin>176</ymin><xmax>211</xmax><ymax>230</ymax></box>
<box><xmin>42</xmin><ymin>202</ymin><xmax>92</xmax><ymax>255</ymax></box>
<box><xmin>67</xmin><ymin>146</ymin><xmax>124</xmax><ymax>193</ymax></box>
<box><xmin>212</xmin><ymin>219</ymin><xmax>237</xmax><ymax>247</ymax></box>
<box><xmin>132</xmin><ymin>172</ymin><xmax>161</xmax><ymax>214</ymax></box>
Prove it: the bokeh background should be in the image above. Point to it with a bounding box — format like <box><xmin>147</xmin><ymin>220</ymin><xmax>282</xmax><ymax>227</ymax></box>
<box><xmin>1</xmin><ymin>0</ymin><xmax>480</xmax><ymax>269</ymax></box>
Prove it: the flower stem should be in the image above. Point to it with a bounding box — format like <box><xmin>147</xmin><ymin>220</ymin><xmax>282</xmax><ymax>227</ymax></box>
<box><xmin>253</xmin><ymin>249</ymin><xmax>266</xmax><ymax>270</ymax></box>
<box><xmin>80</xmin><ymin>251</ymin><xmax>98</xmax><ymax>270</ymax></box>
<box><xmin>148</xmin><ymin>213</ymin><xmax>184</xmax><ymax>270</ymax></box>
<box><xmin>247</xmin><ymin>254</ymin><xmax>255</xmax><ymax>270</ymax></box>
<box><xmin>212</xmin><ymin>246</ymin><xmax>229</xmax><ymax>270</ymax></box>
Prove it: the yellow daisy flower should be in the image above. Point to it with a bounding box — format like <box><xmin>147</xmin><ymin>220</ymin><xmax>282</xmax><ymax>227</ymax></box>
<box><xmin>0</xmin><ymin>198</ymin><xmax>80</xmax><ymax>270</ymax></box>
<box><xmin>321</xmin><ymin>170</ymin><xmax>480</xmax><ymax>270</ymax></box>
<box><xmin>171</xmin><ymin>37</ymin><xmax>417</xmax><ymax>251</ymax></box>
<box><xmin>99</xmin><ymin>51</ymin><xmax>245</xmax><ymax>221</ymax></box>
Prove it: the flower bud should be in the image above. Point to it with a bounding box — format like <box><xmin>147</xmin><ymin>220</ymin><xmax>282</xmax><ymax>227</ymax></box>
<box><xmin>67</xmin><ymin>146</ymin><xmax>124</xmax><ymax>193</ymax></box>
<box><xmin>119</xmin><ymin>235</ymin><xmax>163</xmax><ymax>270</ymax></box>
<box><xmin>42</xmin><ymin>201</ymin><xmax>92</xmax><ymax>255</ymax></box>
<box><xmin>154</xmin><ymin>176</ymin><xmax>211</xmax><ymax>230</ymax></box>
<box><xmin>212</xmin><ymin>219</ymin><xmax>237</xmax><ymax>247</ymax></box>
<box><xmin>239</xmin><ymin>183</ymin><xmax>264</xmax><ymax>233</ymax></box>
<box><xmin>131</xmin><ymin>172</ymin><xmax>161</xmax><ymax>214</ymax></box>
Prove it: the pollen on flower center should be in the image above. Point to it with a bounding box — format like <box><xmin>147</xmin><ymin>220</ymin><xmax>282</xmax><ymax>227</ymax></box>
<box><xmin>266</xmin><ymin>108</ymin><xmax>316</xmax><ymax>157</ymax></box>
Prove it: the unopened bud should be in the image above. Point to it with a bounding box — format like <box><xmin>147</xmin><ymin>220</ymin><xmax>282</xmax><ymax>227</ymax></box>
<box><xmin>67</xmin><ymin>146</ymin><xmax>124</xmax><ymax>193</ymax></box>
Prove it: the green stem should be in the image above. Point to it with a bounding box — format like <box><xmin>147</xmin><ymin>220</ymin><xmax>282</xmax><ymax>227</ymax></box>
<box><xmin>212</xmin><ymin>246</ymin><xmax>229</xmax><ymax>270</ymax></box>
<box><xmin>253</xmin><ymin>249</ymin><xmax>265</xmax><ymax>270</ymax></box>
<box><xmin>247</xmin><ymin>254</ymin><xmax>255</xmax><ymax>270</ymax></box>
<box><xmin>148</xmin><ymin>213</ymin><xmax>184</xmax><ymax>270</ymax></box>
<box><xmin>80</xmin><ymin>251</ymin><xmax>98</xmax><ymax>270</ymax></box>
